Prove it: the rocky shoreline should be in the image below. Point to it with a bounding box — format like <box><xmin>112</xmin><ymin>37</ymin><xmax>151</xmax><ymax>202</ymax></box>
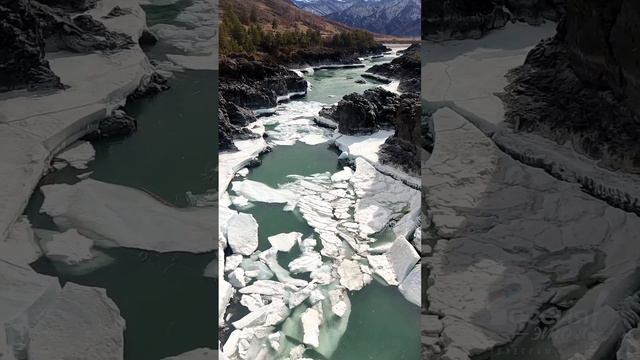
<box><xmin>423</xmin><ymin>0</ymin><xmax>564</xmax><ymax>41</ymax></box>
<box><xmin>218</xmin><ymin>44</ymin><xmax>391</xmax><ymax>152</ymax></box>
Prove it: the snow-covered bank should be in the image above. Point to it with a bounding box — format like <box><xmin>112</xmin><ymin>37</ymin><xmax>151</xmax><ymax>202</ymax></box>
<box><xmin>424</xmin><ymin>19</ymin><xmax>640</xmax><ymax>226</ymax></box>
<box><xmin>0</xmin><ymin>0</ymin><xmax>153</xmax><ymax>243</ymax></box>
<box><xmin>422</xmin><ymin>22</ymin><xmax>555</xmax><ymax>125</ymax></box>
<box><xmin>423</xmin><ymin>107</ymin><xmax>640</xmax><ymax>359</ymax></box>
<box><xmin>218</xmin><ymin>122</ymin><xmax>267</xmax><ymax>199</ymax></box>
<box><xmin>333</xmin><ymin>131</ymin><xmax>421</xmax><ymax>189</ymax></box>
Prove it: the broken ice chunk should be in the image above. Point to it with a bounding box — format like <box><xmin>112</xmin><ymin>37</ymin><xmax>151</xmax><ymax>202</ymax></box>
<box><xmin>289</xmin><ymin>251</ymin><xmax>323</xmax><ymax>274</ymax></box>
<box><xmin>219</xmin><ymin>280</ymin><xmax>234</xmax><ymax>326</ymax></box>
<box><xmin>268</xmin><ymin>232</ymin><xmax>302</xmax><ymax>252</ymax></box>
<box><xmin>398</xmin><ymin>264</ymin><xmax>421</xmax><ymax>306</ymax></box>
<box><xmin>228</xmin><ymin>268</ymin><xmax>247</xmax><ymax>288</ymax></box>
<box><xmin>233</xmin><ymin>299</ymin><xmax>290</xmax><ymax>329</ymax></box>
<box><xmin>301</xmin><ymin>307</ymin><xmax>322</xmax><ymax>348</ymax></box>
<box><xmin>54</xmin><ymin>141</ymin><xmax>95</xmax><ymax>170</ymax></box>
<box><xmin>366</xmin><ymin>254</ymin><xmax>398</xmax><ymax>286</ymax></box>
<box><xmin>227</xmin><ymin>213</ymin><xmax>259</xmax><ymax>256</ymax></box>
<box><xmin>331</xmin><ymin>167</ymin><xmax>353</xmax><ymax>183</ymax></box>
<box><xmin>231</xmin><ymin>179</ymin><xmax>298</xmax><ymax>204</ymax></box>
<box><xmin>43</xmin><ymin>229</ymin><xmax>95</xmax><ymax>265</ymax></box>
<box><xmin>337</xmin><ymin>260</ymin><xmax>365</xmax><ymax>291</ymax></box>
<box><xmin>329</xmin><ymin>289</ymin><xmax>350</xmax><ymax>318</ymax></box>
<box><xmin>387</xmin><ymin>235</ymin><xmax>420</xmax><ymax>282</ymax></box>
<box><xmin>239</xmin><ymin>280</ymin><xmax>287</xmax><ymax>296</ymax></box>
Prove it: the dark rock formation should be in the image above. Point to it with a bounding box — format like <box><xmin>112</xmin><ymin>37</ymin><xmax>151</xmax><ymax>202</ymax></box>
<box><xmin>220</xmin><ymin>58</ymin><xmax>307</xmax><ymax>109</ymax></box>
<box><xmin>127</xmin><ymin>72</ymin><xmax>170</xmax><ymax>101</ymax></box>
<box><xmin>84</xmin><ymin>109</ymin><xmax>136</xmax><ymax>140</ymax></box>
<box><xmin>218</xmin><ymin>95</ymin><xmax>261</xmax><ymax>151</ymax></box>
<box><xmin>379</xmin><ymin>94</ymin><xmax>421</xmax><ymax>174</ymax></box>
<box><xmin>37</xmin><ymin>0</ymin><xmax>97</xmax><ymax>12</ymax></box>
<box><xmin>423</xmin><ymin>0</ymin><xmax>564</xmax><ymax>40</ymax></box>
<box><xmin>367</xmin><ymin>43</ymin><xmax>421</xmax><ymax>93</ymax></box>
<box><xmin>423</xmin><ymin>0</ymin><xmax>509</xmax><ymax>40</ymax></box>
<box><xmin>33</xmin><ymin>3</ymin><xmax>134</xmax><ymax>53</ymax></box>
<box><xmin>273</xmin><ymin>43</ymin><xmax>389</xmax><ymax>68</ymax></box>
<box><xmin>103</xmin><ymin>5</ymin><xmax>130</xmax><ymax>19</ymax></box>
<box><xmin>138</xmin><ymin>29</ymin><xmax>158</xmax><ymax>47</ymax></box>
<box><xmin>501</xmin><ymin>0</ymin><xmax>640</xmax><ymax>173</ymax></box>
<box><xmin>218</xmin><ymin>59</ymin><xmax>307</xmax><ymax>150</ymax></box>
<box><xmin>323</xmin><ymin>88</ymin><xmax>400</xmax><ymax>135</ymax></box>
<box><xmin>324</xmin><ymin>87</ymin><xmax>422</xmax><ymax>172</ymax></box>
<box><xmin>0</xmin><ymin>0</ymin><xmax>63</xmax><ymax>92</ymax></box>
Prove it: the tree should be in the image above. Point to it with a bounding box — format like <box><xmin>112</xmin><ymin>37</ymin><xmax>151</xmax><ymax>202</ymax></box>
<box><xmin>250</xmin><ymin>6</ymin><xmax>258</xmax><ymax>23</ymax></box>
<box><xmin>272</xmin><ymin>18</ymin><xmax>278</xmax><ymax>30</ymax></box>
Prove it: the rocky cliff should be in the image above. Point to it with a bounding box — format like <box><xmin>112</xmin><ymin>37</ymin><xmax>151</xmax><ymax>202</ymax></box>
<box><xmin>317</xmin><ymin>44</ymin><xmax>423</xmax><ymax>174</ymax></box>
<box><xmin>423</xmin><ymin>0</ymin><xmax>564</xmax><ymax>40</ymax></box>
<box><xmin>218</xmin><ymin>58</ymin><xmax>308</xmax><ymax>151</ymax></box>
<box><xmin>0</xmin><ymin>0</ymin><xmax>138</xmax><ymax>93</ymax></box>
<box><xmin>367</xmin><ymin>43</ymin><xmax>420</xmax><ymax>93</ymax></box>
<box><xmin>0</xmin><ymin>0</ymin><xmax>62</xmax><ymax>92</ymax></box>
<box><xmin>501</xmin><ymin>0</ymin><xmax>640</xmax><ymax>173</ymax></box>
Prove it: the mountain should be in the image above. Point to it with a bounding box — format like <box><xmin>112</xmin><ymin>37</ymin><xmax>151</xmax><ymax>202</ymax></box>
<box><xmin>292</xmin><ymin>0</ymin><xmax>360</xmax><ymax>16</ymax></box>
<box><xmin>293</xmin><ymin>0</ymin><xmax>420</xmax><ymax>37</ymax></box>
<box><xmin>221</xmin><ymin>0</ymin><xmax>352</xmax><ymax>35</ymax></box>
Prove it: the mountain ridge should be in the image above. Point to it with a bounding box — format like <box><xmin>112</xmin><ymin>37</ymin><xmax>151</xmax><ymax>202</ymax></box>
<box><xmin>292</xmin><ymin>0</ymin><xmax>420</xmax><ymax>37</ymax></box>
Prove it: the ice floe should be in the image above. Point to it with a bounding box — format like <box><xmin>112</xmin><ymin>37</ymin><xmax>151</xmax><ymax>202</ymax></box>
<box><xmin>424</xmin><ymin>106</ymin><xmax>640</xmax><ymax>358</ymax></box>
<box><xmin>40</xmin><ymin>179</ymin><xmax>215</xmax><ymax>253</ymax></box>
<box><xmin>301</xmin><ymin>307</ymin><xmax>322</xmax><ymax>348</ymax></box>
<box><xmin>226</xmin><ymin>213</ymin><xmax>259</xmax><ymax>256</ymax></box>
<box><xmin>53</xmin><ymin>141</ymin><xmax>95</xmax><ymax>170</ymax></box>
<box><xmin>43</xmin><ymin>229</ymin><xmax>95</xmax><ymax>265</ymax></box>
<box><xmin>0</xmin><ymin>216</ymin><xmax>41</xmax><ymax>267</ymax></box>
<box><xmin>261</xmin><ymin>101</ymin><xmax>332</xmax><ymax>146</ymax></box>
<box><xmin>267</xmin><ymin>232</ymin><xmax>302</xmax><ymax>252</ymax></box>
<box><xmin>219</xmin><ymin>49</ymin><xmax>422</xmax><ymax>358</ymax></box>
<box><xmin>151</xmin><ymin>0</ymin><xmax>218</xmax><ymax>70</ymax></box>
<box><xmin>28</xmin><ymin>283</ymin><xmax>125</xmax><ymax>360</ymax></box>
<box><xmin>231</xmin><ymin>180</ymin><xmax>297</xmax><ymax>205</ymax></box>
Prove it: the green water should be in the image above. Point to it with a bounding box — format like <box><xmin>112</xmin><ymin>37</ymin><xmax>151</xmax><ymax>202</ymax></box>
<box><xmin>25</xmin><ymin>2</ymin><xmax>218</xmax><ymax>359</ymax></box>
<box><xmin>305</xmin><ymin>60</ymin><xmax>394</xmax><ymax>105</ymax></box>
<box><xmin>227</xmin><ymin>51</ymin><xmax>421</xmax><ymax>359</ymax></box>
<box><xmin>31</xmin><ymin>249</ymin><xmax>216</xmax><ymax>360</ymax></box>
<box><xmin>92</xmin><ymin>69</ymin><xmax>217</xmax><ymax>206</ymax></box>
<box><xmin>246</xmin><ymin>143</ymin><xmax>342</xmax><ymax>187</ymax></box>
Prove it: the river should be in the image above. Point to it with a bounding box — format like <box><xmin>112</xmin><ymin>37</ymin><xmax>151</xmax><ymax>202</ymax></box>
<box><xmin>24</xmin><ymin>1</ymin><xmax>218</xmax><ymax>359</ymax></box>
<box><xmin>222</xmin><ymin>45</ymin><xmax>421</xmax><ymax>359</ymax></box>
